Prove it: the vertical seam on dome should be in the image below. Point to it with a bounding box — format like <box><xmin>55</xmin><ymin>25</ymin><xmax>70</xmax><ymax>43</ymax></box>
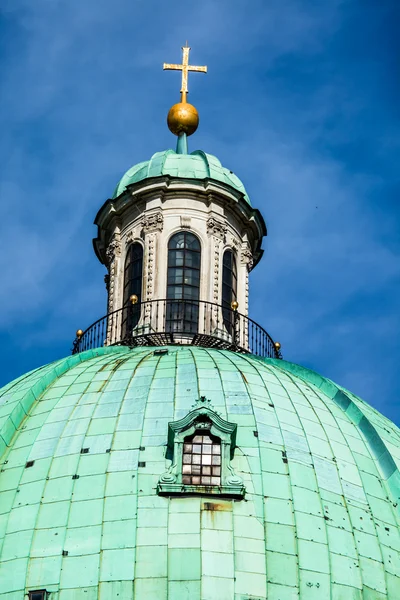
<box><xmin>133</xmin><ymin>349</ymin><xmax>167</xmax><ymax>585</ymax></box>
<box><xmin>200</xmin><ymin>348</ymin><xmax>228</xmax><ymax>419</ymax></box>
<box><xmin>100</xmin><ymin>348</ymin><xmax>153</xmax><ymax>587</ymax></box>
<box><xmin>272</xmin><ymin>364</ymin><xmax>363</xmax><ymax>598</ymax></box>
<box><xmin>272</xmin><ymin>361</ymin><xmax>396</xmax><ymax>595</ymax></box>
<box><xmin>191</xmin><ymin>150</ymin><xmax>211</xmax><ymax>177</ymax></box>
<box><xmin>20</xmin><ymin>350</ymin><xmax>119</xmax><ymax>592</ymax></box>
<box><xmin>187</xmin><ymin>347</ymin><xmax>201</xmax><ymax>401</ymax></box>
<box><xmin>225</xmin><ymin>352</ymin><xmax>279</xmax><ymax>598</ymax></box>
<box><xmin>269</xmin><ymin>360</ymin><xmax>400</xmax><ymax>515</ymax></box>
<box><xmin>247</xmin><ymin>356</ymin><xmax>320</xmax><ymax>596</ymax></box>
<box><xmin>218</xmin><ymin>350</ymin><xmax>270</xmax><ymax>597</ymax></box>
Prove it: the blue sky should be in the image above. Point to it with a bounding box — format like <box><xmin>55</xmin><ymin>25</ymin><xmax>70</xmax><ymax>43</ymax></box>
<box><xmin>1</xmin><ymin>1</ymin><xmax>399</xmax><ymax>424</ymax></box>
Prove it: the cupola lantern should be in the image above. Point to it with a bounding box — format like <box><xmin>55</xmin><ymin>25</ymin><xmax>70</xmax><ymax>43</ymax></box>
<box><xmin>85</xmin><ymin>46</ymin><xmax>276</xmax><ymax>357</ymax></box>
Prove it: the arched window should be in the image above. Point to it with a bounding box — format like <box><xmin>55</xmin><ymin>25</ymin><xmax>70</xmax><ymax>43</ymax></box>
<box><xmin>166</xmin><ymin>232</ymin><xmax>201</xmax><ymax>332</ymax></box>
<box><xmin>122</xmin><ymin>243</ymin><xmax>143</xmax><ymax>334</ymax></box>
<box><xmin>182</xmin><ymin>426</ymin><xmax>221</xmax><ymax>486</ymax></box>
<box><xmin>222</xmin><ymin>249</ymin><xmax>237</xmax><ymax>332</ymax></box>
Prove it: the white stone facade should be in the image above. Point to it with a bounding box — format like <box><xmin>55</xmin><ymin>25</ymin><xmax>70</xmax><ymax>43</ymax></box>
<box><xmin>94</xmin><ymin>177</ymin><xmax>265</xmax><ymax>319</ymax></box>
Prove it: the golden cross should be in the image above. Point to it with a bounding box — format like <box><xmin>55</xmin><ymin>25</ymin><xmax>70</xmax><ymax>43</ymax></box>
<box><xmin>163</xmin><ymin>45</ymin><xmax>207</xmax><ymax>102</ymax></box>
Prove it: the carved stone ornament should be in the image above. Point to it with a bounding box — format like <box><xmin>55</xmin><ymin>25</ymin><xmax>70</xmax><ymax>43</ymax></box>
<box><xmin>157</xmin><ymin>396</ymin><xmax>245</xmax><ymax>499</ymax></box>
<box><xmin>125</xmin><ymin>230</ymin><xmax>134</xmax><ymax>247</ymax></box>
<box><xmin>141</xmin><ymin>211</ymin><xmax>163</xmax><ymax>233</ymax></box>
<box><xmin>180</xmin><ymin>216</ymin><xmax>191</xmax><ymax>229</ymax></box>
<box><xmin>145</xmin><ymin>233</ymin><xmax>156</xmax><ymax>301</ymax></box>
<box><xmin>207</xmin><ymin>217</ymin><xmax>227</xmax><ymax>240</ymax></box>
<box><xmin>213</xmin><ymin>237</ymin><xmax>221</xmax><ymax>303</ymax></box>
<box><xmin>241</xmin><ymin>248</ymin><xmax>254</xmax><ymax>271</ymax></box>
<box><xmin>105</xmin><ymin>235</ymin><xmax>121</xmax><ymax>265</ymax></box>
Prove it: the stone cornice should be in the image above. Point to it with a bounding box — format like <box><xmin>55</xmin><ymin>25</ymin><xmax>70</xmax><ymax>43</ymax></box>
<box><xmin>93</xmin><ymin>176</ymin><xmax>266</xmax><ymax>267</ymax></box>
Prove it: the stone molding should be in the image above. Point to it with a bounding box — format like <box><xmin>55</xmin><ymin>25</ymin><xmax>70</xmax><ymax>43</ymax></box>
<box><xmin>141</xmin><ymin>211</ymin><xmax>163</xmax><ymax>233</ymax></box>
<box><xmin>207</xmin><ymin>217</ymin><xmax>227</xmax><ymax>240</ymax></box>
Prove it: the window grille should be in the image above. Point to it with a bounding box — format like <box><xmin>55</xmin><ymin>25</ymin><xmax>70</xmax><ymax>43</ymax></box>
<box><xmin>182</xmin><ymin>430</ymin><xmax>221</xmax><ymax>486</ymax></box>
<box><xmin>166</xmin><ymin>231</ymin><xmax>201</xmax><ymax>333</ymax></box>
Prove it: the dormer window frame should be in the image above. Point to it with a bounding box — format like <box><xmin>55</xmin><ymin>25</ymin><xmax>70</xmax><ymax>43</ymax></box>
<box><xmin>157</xmin><ymin>397</ymin><xmax>245</xmax><ymax>498</ymax></box>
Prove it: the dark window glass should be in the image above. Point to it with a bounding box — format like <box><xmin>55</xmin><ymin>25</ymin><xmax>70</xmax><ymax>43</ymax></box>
<box><xmin>222</xmin><ymin>250</ymin><xmax>237</xmax><ymax>333</ymax></box>
<box><xmin>29</xmin><ymin>592</ymin><xmax>46</xmax><ymax>600</ymax></box>
<box><xmin>182</xmin><ymin>429</ymin><xmax>221</xmax><ymax>486</ymax></box>
<box><xmin>122</xmin><ymin>243</ymin><xmax>143</xmax><ymax>336</ymax></box>
<box><xmin>166</xmin><ymin>232</ymin><xmax>201</xmax><ymax>333</ymax></box>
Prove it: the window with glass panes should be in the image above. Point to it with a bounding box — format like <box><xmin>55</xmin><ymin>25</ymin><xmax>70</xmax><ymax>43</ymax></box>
<box><xmin>122</xmin><ymin>243</ymin><xmax>143</xmax><ymax>335</ymax></box>
<box><xmin>29</xmin><ymin>592</ymin><xmax>47</xmax><ymax>600</ymax></box>
<box><xmin>166</xmin><ymin>232</ymin><xmax>201</xmax><ymax>332</ymax></box>
<box><xmin>182</xmin><ymin>430</ymin><xmax>221</xmax><ymax>486</ymax></box>
<box><xmin>222</xmin><ymin>249</ymin><xmax>237</xmax><ymax>333</ymax></box>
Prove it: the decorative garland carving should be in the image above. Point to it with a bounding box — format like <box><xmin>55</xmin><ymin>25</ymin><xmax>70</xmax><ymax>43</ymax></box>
<box><xmin>146</xmin><ymin>233</ymin><xmax>156</xmax><ymax>302</ymax></box>
<box><xmin>141</xmin><ymin>211</ymin><xmax>163</xmax><ymax>233</ymax></box>
<box><xmin>105</xmin><ymin>233</ymin><xmax>121</xmax><ymax>315</ymax></box>
<box><xmin>207</xmin><ymin>217</ymin><xmax>227</xmax><ymax>240</ymax></box>
<box><xmin>213</xmin><ymin>237</ymin><xmax>221</xmax><ymax>304</ymax></box>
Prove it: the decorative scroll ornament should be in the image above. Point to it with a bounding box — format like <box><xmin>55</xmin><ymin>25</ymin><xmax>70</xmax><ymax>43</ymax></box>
<box><xmin>141</xmin><ymin>211</ymin><xmax>163</xmax><ymax>233</ymax></box>
<box><xmin>207</xmin><ymin>217</ymin><xmax>227</xmax><ymax>240</ymax></box>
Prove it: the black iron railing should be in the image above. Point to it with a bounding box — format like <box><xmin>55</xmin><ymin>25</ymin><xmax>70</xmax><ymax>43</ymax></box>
<box><xmin>72</xmin><ymin>299</ymin><xmax>282</xmax><ymax>359</ymax></box>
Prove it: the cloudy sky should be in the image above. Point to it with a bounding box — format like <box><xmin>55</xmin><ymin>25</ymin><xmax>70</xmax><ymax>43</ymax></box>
<box><xmin>1</xmin><ymin>1</ymin><xmax>399</xmax><ymax>424</ymax></box>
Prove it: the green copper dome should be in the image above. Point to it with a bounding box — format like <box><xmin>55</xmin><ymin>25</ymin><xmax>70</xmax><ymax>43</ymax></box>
<box><xmin>112</xmin><ymin>149</ymin><xmax>251</xmax><ymax>204</ymax></box>
<box><xmin>0</xmin><ymin>345</ymin><xmax>399</xmax><ymax>598</ymax></box>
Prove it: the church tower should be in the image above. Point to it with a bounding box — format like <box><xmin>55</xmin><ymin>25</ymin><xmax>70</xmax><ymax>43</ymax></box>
<box><xmin>0</xmin><ymin>47</ymin><xmax>399</xmax><ymax>600</ymax></box>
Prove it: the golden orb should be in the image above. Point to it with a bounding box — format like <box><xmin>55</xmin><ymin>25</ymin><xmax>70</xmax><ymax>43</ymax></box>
<box><xmin>274</xmin><ymin>341</ymin><xmax>281</xmax><ymax>351</ymax></box>
<box><xmin>129</xmin><ymin>294</ymin><xmax>138</xmax><ymax>305</ymax></box>
<box><xmin>76</xmin><ymin>329</ymin><xmax>84</xmax><ymax>338</ymax></box>
<box><xmin>231</xmin><ymin>300</ymin><xmax>239</xmax><ymax>311</ymax></box>
<box><xmin>167</xmin><ymin>102</ymin><xmax>199</xmax><ymax>136</ymax></box>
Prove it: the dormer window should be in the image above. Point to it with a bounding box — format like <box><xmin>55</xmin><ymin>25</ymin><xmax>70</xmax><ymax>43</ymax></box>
<box><xmin>157</xmin><ymin>397</ymin><xmax>245</xmax><ymax>498</ymax></box>
<box><xmin>29</xmin><ymin>591</ymin><xmax>47</xmax><ymax>600</ymax></box>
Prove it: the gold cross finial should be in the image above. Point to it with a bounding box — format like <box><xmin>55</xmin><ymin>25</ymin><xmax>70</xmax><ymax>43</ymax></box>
<box><xmin>163</xmin><ymin>44</ymin><xmax>207</xmax><ymax>103</ymax></box>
